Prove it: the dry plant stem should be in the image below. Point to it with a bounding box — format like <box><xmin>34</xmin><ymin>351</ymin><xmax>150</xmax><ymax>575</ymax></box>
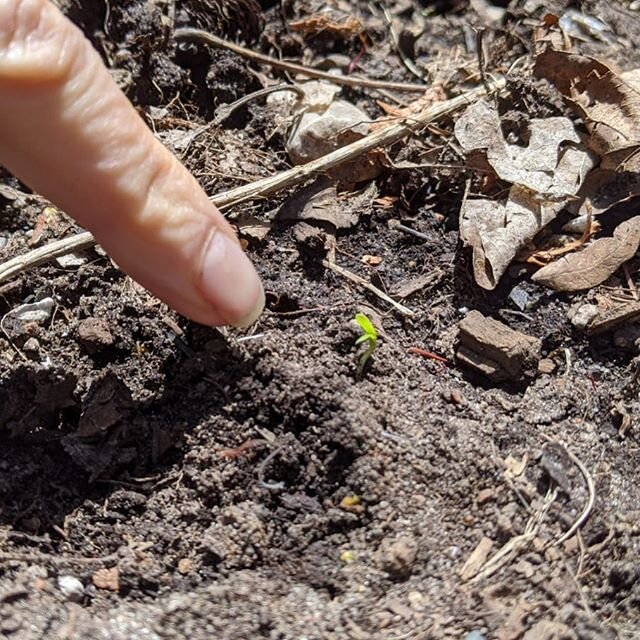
<box><xmin>378</xmin><ymin>0</ymin><xmax>425</xmax><ymax>81</ymax></box>
<box><xmin>212</xmin><ymin>76</ymin><xmax>506</xmax><ymax>208</ymax></box>
<box><xmin>472</xmin><ymin>486</ymin><xmax>557</xmax><ymax>583</ymax></box>
<box><xmin>0</xmin><ymin>77</ymin><xmax>506</xmax><ymax>284</ymax></box>
<box><xmin>174</xmin><ymin>28</ymin><xmax>428</xmax><ymax>93</ymax></box>
<box><xmin>322</xmin><ymin>259</ymin><xmax>414</xmax><ymax>317</ymax></box>
<box><xmin>213</xmin><ymin>84</ymin><xmax>306</xmax><ymax>126</ymax></box>
<box><xmin>0</xmin><ymin>231</ymin><xmax>95</xmax><ymax>285</ymax></box>
<box><xmin>554</xmin><ymin>448</ymin><xmax>596</xmax><ymax>547</ymax></box>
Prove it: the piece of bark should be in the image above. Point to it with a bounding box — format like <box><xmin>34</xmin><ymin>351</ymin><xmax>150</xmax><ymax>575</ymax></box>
<box><xmin>586</xmin><ymin>301</ymin><xmax>640</xmax><ymax>336</ymax></box>
<box><xmin>456</xmin><ymin>310</ymin><xmax>541</xmax><ymax>382</ymax></box>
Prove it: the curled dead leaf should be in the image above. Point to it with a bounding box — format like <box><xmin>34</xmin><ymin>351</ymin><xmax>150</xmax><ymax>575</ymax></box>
<box><xmin>455</xmin><ymin>100</ymin><xmax>595</xmax><ymax>289</ymax></box>
<box><xmin>532</xmin><ymin>216</ymin><xmax>640</xmax><ymax>291</ymax></box>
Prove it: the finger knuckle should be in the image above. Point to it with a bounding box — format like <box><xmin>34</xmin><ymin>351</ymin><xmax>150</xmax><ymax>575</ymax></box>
<box><xmin>0</xmin><ymin>0</ymin><xmax>74</xmax><ymax>81</ymax></box>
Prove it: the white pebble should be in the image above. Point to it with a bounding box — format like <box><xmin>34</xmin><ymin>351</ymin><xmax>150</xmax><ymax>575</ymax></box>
<box><xmin>57</xmin><ymin>575</ymin><xmax>84</xmax><ymax>602</ymax></box>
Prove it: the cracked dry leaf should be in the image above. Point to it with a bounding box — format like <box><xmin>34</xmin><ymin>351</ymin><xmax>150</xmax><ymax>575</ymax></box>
<box><xmin>573</xmin><ymin>167</ymin><xmax>640</xmax><ymax>218</ymax></box>
<box><xmin>455</xmin><ymin>100</ymin><xmax>595</xmax><ymax>289</ymax></box>
<box><xmin>532</xmin><ymin>216</ymin><xmax>640</xmax><ymax>291</ymax></box>
<box><xmin>455</xmin><ymin>100</ymin><xmax>592</xmax><ymax>196</ymax></box>
<box><xmin>534</xmin><ymin>49</ymin><xmax>640</xmax><ymax>166</ymax></box>
<box><xmin>276</xmin><ymin>176</ymin><xmax>376</xmax><ymax>230</ymax></box>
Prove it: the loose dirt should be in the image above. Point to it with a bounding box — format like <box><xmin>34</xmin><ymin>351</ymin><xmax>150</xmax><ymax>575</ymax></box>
<box><xmin>1</xmin><ymin>1</ymin><xmax>640</xmax><ymax>638</ymax></box>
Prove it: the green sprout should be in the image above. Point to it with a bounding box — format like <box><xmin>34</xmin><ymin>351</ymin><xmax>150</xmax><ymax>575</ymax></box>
<box><xmin>355</xmin><ymin>312</ymin><xmax>377</xmax><ymax>376</ymax></box>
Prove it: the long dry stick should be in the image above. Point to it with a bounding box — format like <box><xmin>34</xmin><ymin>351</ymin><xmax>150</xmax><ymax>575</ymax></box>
<box><xmin>212</xmin><ymin>76</ymin><xmax>505</xmax><ymax>208</ymax></box>
<box><xmin>173</xmin><ymin>28</ymin><xmax>429</xmax><ymax>94</ymax></box>
<box><xmin>0</xmin><ymin>76</ymin><xmax>506</xmax><ymax>287</ymax></box>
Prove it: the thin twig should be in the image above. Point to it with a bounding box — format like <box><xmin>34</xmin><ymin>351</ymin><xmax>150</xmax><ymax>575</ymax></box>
<box><xmin>472</xmin><ymin>486</ymin><xmax>557</xmax><ymax>583</ymax></box>
<box><xmin>390</xmin><ymin>221</ymin><xmax>431</xmax><ymax>242</ymax></box>
<box><xmin>0</xmin><ymin>77</ymin><xmax>506</xmax><ymax>284</ymax></box>
<box><xmin>174</xmin><ymin>28</ymin><xmax>429</xmax><ymax>93</ymax></box>
<box><xmin>378</xmin><ymin>1</ymin><xmax>426</xmax><ymax>81</ymax></box>
<box><xmin>213</xmin><ymin>84</ymin><xmax>305</xmax><ymax>126</ymax></box>
<box><xmin>257</xmin><ymin>445</ymin><xmax>286</xmax><ymax>491</ymax></box>
<box><xmin>322</xmin><ymin>259</ymin><xmax>414</xmax><ymax>316</ymax></box>
<box><xmin>0</xmin><ymin>231</ymin><xmax>95</xmax><ymax>285</ymax></box>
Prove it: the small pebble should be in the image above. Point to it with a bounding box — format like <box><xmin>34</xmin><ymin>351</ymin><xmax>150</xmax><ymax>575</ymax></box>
<box><xmin>22</xmin><ymin>337</ymin><xmax>40</xmax><ymax>353</ymax></box>
<box><xmin>567</xmin><ymin>303</ymin><xmax>598</xmax><ymax>330</ymax></box>
<box><xmin>508</xmin><ymin>285</ymin><xmax>530</xmax><ymax>311</ymax></box>
<box><xmin>465</xmin><ymin>631</ymin><xmax>486</xmax><ymax>640</ymax></box>
<box><xmin>57</xmin><ymin>575</ymin><xmax>84</xmax><ymax>602</ymax></box>
<box><xmin>537</xmin><ymin>358</ymin><xmax>556</xmax><ymax>374</ymax></box>
<box><xmin>379</xmin><ymin>535</ymin><xmax>418</xmax><ymax>578</ymax></box>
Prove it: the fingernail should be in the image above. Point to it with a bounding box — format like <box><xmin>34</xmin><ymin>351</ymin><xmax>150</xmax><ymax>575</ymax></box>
<box><xmin>200</xmin><ymin>231</ymin><xmax>265</xmax><ymax>328</ymax></box>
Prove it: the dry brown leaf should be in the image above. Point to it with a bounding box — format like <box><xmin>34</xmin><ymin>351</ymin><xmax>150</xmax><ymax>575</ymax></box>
<box><xmin>456</xmin><ymin>100</ymin><xmax>594</xmax><ymax>289</ymax></box>
<box><xmin>276</xmin><ymin>177</ymin><xmax>376</xmax><ymax>230</ymax></box>
<box><xmin>532</xmin><ymin>216</ymin><xmax>640</xmax><ymax>291</ymax></box>
<box><xmin>235</xmin><ymin>215</ymin><xmax>272</xmax><ymax>242</ymax></box>
<box><xmin>534</xmin><ymin>49</ymin><xmax>640</xmax><ymax>165</ymax></box>
<box><xmin>375</xmin><ymin>84</ymin><xmax>447</xmax><ymax>120</ymax></box>
<box><xmin>460</xmin><ymin>187</ymin><xmax>558</xmax><ymax>289</ymax></box>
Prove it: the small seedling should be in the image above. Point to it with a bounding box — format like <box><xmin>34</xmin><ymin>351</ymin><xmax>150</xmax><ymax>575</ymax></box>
<box><xmin>355</xmin><ymin>312</ymin><xmax>377</xmax><ymax>376</ymax></box>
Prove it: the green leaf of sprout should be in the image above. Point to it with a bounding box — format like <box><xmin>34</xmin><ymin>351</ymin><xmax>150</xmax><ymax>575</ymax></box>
<box><xmin>354</xmin><ymin>313</ymin><xmax>377</xmax><ymax>340</ymax></box>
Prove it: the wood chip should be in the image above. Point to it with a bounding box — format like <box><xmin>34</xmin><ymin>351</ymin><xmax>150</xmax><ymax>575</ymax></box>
<box><xmin>460</xmin><ymin>537</ymin><xmax>494</xmax><ymax>581</ymax></box>
<box><xmin>456</xmin><ymin>311</ymin><xmax>541</xmax><ymax>381</ymax></box>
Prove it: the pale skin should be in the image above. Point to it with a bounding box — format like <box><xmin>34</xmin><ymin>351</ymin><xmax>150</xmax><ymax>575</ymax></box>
<box><xmin>0</xmin><ymin>0</ymin><xmax>265</xmax><ymax>327</ymax></box>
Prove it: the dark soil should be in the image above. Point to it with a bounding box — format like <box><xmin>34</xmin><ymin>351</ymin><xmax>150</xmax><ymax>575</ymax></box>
<box><xmin>1</xmin><ymin>0</ymin><xmax>640</xmax><ymax>638</ymax></box>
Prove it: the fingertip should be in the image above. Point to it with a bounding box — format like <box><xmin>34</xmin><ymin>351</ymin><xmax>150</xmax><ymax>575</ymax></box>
<box><xmin>198</xmin><ymin>230</ymin><xmax>265</xmax><ymax>328</ymax></box>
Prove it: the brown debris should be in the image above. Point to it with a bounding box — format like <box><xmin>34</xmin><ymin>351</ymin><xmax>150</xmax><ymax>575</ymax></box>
<box><xmin>77</xmin><ymin>318</ymin><xmax>114</xmax><ymax>352</ymax></box>
<box><xmin>522</xmin><ymin>620</ymin><xmax>575</xmax><ymax>640</ymax></box>
<box><xmin>585</xmin><ymin>300</ymin><xmax>640</xmax><ymax>336</ymax></box>
<box><xmin>455</xmin><ymin>100</ymin><xmax>594</xmax><ymax>289</ymax></box>
<box><xmin>456</xmin><ymin>311</ymin><xmax>542</xmax><ymax>382</ymax></box>
<box><xmin>289</xmin><ymin>15</ymin><xmax>366</xmax><ymax>41</ymax></box>
<box><xmin>535</xmin><ymin>49</ymin><xmax>640</xmax><ymax>165</ymax></box>
<box><xmin>78</xmin><ymin>373</ymin><xmax>134</xmax><ymax>438</ymax></box>
<box><xmin>92</xmin><ymin>567</ymin><xmax>119</xmax><ymax>592</ymax></box>
<box><xmin>378</xmin><ymin>535</ymin><xmax>418</xmax><ymax>578</ymax></box>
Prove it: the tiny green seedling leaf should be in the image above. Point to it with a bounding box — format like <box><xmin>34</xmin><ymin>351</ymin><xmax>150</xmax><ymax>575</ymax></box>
<box><xmin>354</xmin><ymin>312</ymin><xmax>378</xmax><ymax>376</ymax></box>
<box><xmin>355</xmin><ymin>313</ymin><xmax>376</xmax><ymax>338</ymax></box>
